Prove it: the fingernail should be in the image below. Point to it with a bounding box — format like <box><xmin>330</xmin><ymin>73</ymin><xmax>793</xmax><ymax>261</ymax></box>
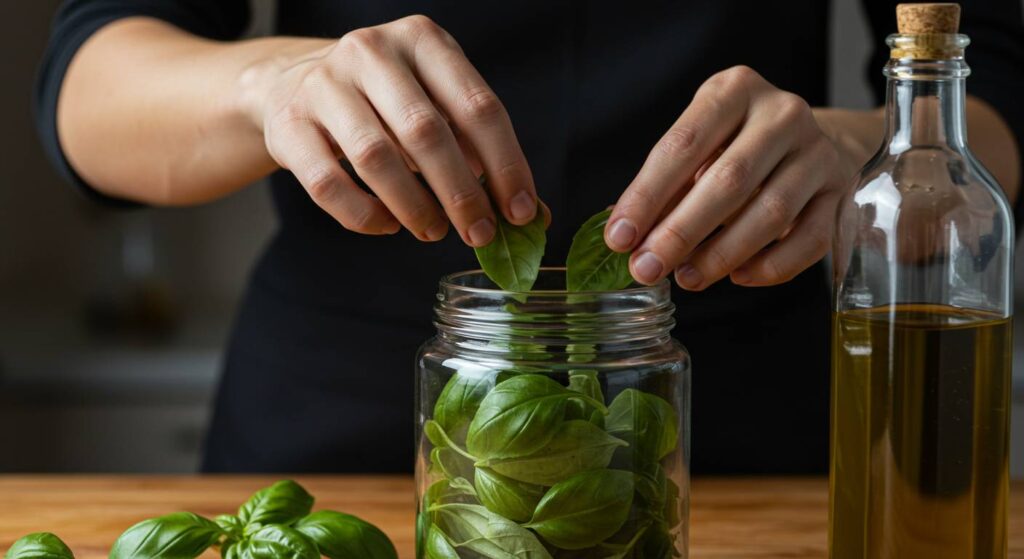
<box><xmin>509</xmin><ymin>191</ymin><xmax>536</xmax><ymax>222</ymax></box>
<box><xmin>468</xmin><ymin>218</ymin><xmax>496</xmax><ymax>246</ymax></box>
<box><xmin>607</xmin><ymin>219</ymin><xmax>638</xmax><ymax>250</ymax></box>
<box><xmin>425</xmin><ymin>221</ymin><xmax>449</xmax><ymax>241</ymax></box>
<box><xmin>732</xmin><ymin>268</ymin><xmax>751</xmax><ymax>285</ymax></box>
<box><xmin>633</xmin><ymin>252</ymin><xmax>664</xmax><ymax>284</ymax></box>
<box><xmin>676</xmin><ymin>264</ymin><xmax>704</xmax><ymax>290</ymax></box>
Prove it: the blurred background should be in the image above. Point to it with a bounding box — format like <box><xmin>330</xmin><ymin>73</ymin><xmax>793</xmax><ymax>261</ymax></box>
<box><xmin>2</xmin><ymin>0</ymin><xmax>1023</xmax><ymax>474</ymax></box>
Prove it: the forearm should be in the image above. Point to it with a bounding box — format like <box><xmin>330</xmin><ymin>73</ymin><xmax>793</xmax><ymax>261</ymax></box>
<box><xmin>814</xmin><ymin>97</ymin><xmax>1022</xmax><ymax>203</ymax></box>
<box><xmin>57</xmin><ymin>17</ymin><xmax>330</xmax><ymax>205</ymax></box>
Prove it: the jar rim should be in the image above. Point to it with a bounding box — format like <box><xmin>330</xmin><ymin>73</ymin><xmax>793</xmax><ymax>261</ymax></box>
<box><xmin>439</xmin><ymin>267</ymin><xmax>671</xmax><ymax>298</ymax></box>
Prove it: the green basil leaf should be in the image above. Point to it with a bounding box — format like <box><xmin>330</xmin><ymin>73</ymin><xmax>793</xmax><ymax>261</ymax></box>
<box><xmin>424</xmin><ymin>525</ymin><xmax>460</xmax><ymax>559</ymax></box>
<box><xmin>481</xmin><ymin>420</ymin><xmax>626</xmax><ymax>486</ymax></box>
<box><xmin>431</xmin><ymin>504</ymin><xmax>552</xmax><ymax>559</ymax></box>
<box><xmin>468</xmin><ymin>375</ymin><xmax>603</xmax><ymax>460</ymax></box>
<box><xmin>237</xmin><ymin>480</ymin><xmax>314</xmax><ymax>528</ymax></box>
<box><xmin>108</xmin><ymin>512</ymin><xmax>223</xmax><ymax>559</ymax></box>
<box><xmin>224</xmin><ymin>525</ymin><xmax>319</xmax><ymax>559</ymax></box>
<box><xmin>427</xmin><ymin>478</ymin><xmax>477</xmax><ymax>505</ymax></box>
<box><xmin>663</xmin><ymin>476</ymin><xmax>682</xmax><ymax>529</ymax></box>
<box><xmin>566</xmin><ymin>209</ymin><xmax>633</xmax><ymax>292</ymax></box>
<box><xmin>433</xmin><ymin>372</ymin><xmax>493</xmax><ymax>443</ymax></box>
<box><xmin>639</xmin><ymin>523</ymin><xmax>681</xmax><ymax>558</ymax></box>
<box><xmin>293</xmin><ymin>510</ymin><xmax>397</xmax><ymax>559</ymax></box>
<box><xmin>566</xmin><ymin>371</ymin><xmax>604</xmax><ymax>425</ymax></box>
<box><xmin>216</xmin><ymin>514</ymin><xmax>243</xmax><ymax>533</ymax></box>
<box><xmin>4</xmin><ymin>533</ymin><xmax>74</xmax><ymax>559</ymax></box>
<box><xmin>606</xmin><ymin>389</ymin><xmax>679</xmax><ymax>463</ymax></box>
<box><xmin>432</xmin><ymin>446</ymin><xmax>477</xmax><ymax>482</ymax></box>
<box><xmin>474</xmin><ymin>201</ymin><xmax>546</xmax><ymax>292</ymax></box>
<box><xmin>526</xmin><ymin>470</ymin><xmax>634</xmax><ymax>550</ymax></box>
<box><xmin>473</xmin><ymin>467</ymin><xmax>545</xmax><ymax>522</ymax></box>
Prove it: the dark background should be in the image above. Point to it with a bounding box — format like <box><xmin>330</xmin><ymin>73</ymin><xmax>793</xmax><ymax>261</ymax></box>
<box><xmin>2</xmin><ymin>0</ymin><xmax>1023</xmax><ymax>474</ymax></box>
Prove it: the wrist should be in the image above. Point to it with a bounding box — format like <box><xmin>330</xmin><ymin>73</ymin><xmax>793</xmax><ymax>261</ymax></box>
<box><xmin>232</xmin><ymin>37</ymin><xmax>333</xmax><ymax>134</ymax></box>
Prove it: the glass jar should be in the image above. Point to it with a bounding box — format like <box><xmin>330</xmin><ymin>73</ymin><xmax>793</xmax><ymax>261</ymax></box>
<box><xmin>415</xmin><ymin>269</ymin><xmax>690</xmax><ymax>559</ymax></box>
<box><xmin>831</xmin><ymin>14</ymin><xmax>1013</xmax><ymax>559</ymax></box>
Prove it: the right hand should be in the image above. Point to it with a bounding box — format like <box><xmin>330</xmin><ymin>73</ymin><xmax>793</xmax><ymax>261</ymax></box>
<box><xmin>244</xmin><ymin>15</ymin><xmax>538</xmax><ymax>246</ymax></box>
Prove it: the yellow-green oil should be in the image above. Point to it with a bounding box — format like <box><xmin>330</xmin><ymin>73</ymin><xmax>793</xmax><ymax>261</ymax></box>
<box><xmin>830</xmin><ymin>304</ymin><xmax>1010</xmax><ymax>559</ymax></box>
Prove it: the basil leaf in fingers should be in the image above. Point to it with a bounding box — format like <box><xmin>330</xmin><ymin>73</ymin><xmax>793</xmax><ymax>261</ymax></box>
<box><xmin>237</xmin><ymin>480</ymin><xmax>314</xmax><ymax>528</ymax></box>
<box><xmin>293</xmin><ymin>510</ymin><xmax>398</xmax><ymax>559</ymax></box>
<box><xmin>4</xmin><ymin>533</ymin><xmax>74</xmax><ymax>559</ymax></box>
<box><xmin>108</xmin><ymin>512</ymin><xmax>223</xmax><ymax>559</ymax></box>
<box><xmin>474</xmin><ymin>202</ymin><xmax>546</xmax><ymax>292</ymax></box>
<box><xmin>525</xmin><ymin>470</ymin><xmax>634</xmax><ymax>550</ymax></box>
<box><xmin>566</xmin><ymin>209</ymin><xmax>633</xmax><ymax>292</ymax></box>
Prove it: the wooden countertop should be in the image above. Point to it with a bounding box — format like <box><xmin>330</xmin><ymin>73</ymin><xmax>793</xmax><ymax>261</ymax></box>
<box><xmin>0</xmin><ymin>476</ymin><xmax>1020</xmax><ymax>558</ymax></box>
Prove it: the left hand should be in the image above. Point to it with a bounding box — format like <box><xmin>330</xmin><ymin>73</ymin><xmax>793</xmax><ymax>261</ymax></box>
<box><xmin>605</xmin><ymin>65</ymin><xmax>857</xmax><ymax>290</ymax></box>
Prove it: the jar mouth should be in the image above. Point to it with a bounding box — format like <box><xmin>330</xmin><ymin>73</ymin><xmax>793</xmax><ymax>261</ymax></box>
<box><xmin>440</xmin><ymin>267</ymin><xmax>670</xmax><ymax>297</ymax></box>
<box><xmin>434</xmin><ymin>268</ymin><xmax>676</xmax><ymax>350</ymax></box>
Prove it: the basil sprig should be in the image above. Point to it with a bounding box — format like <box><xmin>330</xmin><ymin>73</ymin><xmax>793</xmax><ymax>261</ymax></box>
<box><xmin>3</xmin><ymin>480</ymin><xmax>398</xmax><ymax>559</ymax></box>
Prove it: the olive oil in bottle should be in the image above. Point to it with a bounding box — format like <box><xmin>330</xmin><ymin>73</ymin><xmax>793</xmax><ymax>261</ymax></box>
<box><xmin>831</xmin><ymin>305</ymin><xmax>1010</xmax><ymax>558</ymax></box>
<box><xmin>830</xmin><ymin>4</ymin><xmax>1014</xmax><ymax>558</ymax></box>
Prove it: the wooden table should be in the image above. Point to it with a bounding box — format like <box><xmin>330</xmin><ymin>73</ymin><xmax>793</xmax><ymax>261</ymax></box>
<box><xmin>0</xmin><ymin>476</ymin><xmax>1021</xmax><ymax>558</ymax></box>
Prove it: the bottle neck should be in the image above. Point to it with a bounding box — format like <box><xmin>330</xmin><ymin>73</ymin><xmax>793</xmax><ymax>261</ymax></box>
<box><xmin>881</xmin><ymin>33</ymin><xmax>971</xmax><ymax>155</ymax></box>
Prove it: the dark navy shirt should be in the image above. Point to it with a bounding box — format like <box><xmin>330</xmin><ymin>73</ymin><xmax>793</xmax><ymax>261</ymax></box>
<box><xmin>35</xmin><ymin>0</ymin><xmax>1024</xmax><ymax>473</ymax></box>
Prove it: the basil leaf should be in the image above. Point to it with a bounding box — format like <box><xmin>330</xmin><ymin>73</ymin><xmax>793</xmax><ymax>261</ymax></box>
<box><xmin>639</xmin><ymin>524</ymin><xmax>681</xmax><ymax>558</ymax></box>
<box><xmin>474</xmin><ymin>202</ymin><xmax>546</xmax><ymax>292</ymax></box>
<box><xmin>216</xmin><ymin>514</ymin><xmax>243</xmax><ymax>535</ymax></box>
<box><xmin>237</xmin><ymin>480</ymin><xmax>314</xmax><ymax>528</ymax></box>
<box><xmin>468</xmin><ymin>375</ymin><xmax>603</xmax><ymax>460</ymax></box>
<box><xmin>224</xmin><ymin>525</ymin><xmax>319</xmax><ymax>559</ymax></box>
<box><xmin>526</xmin><ymin>470</ymin><xmax>634</xmax><ymax>550</ymax></box>
<box><xmin>424</xmin><ymin>525</ymin><xmax>460</xmax><ymax>559</ymax></box>
<box><xmin>481</xmin><ymin>420</ymin><xmax>627</xmax><ymax>486</ymax></box>
<box><xmin>425</xmin><ymin>478</ymin><xmax>478</xmax><ymax>509</ymax></box>
<box><xmin>606</xmin><ymin>389</ymin><xmax>679</xmax><ymax>463</ymax></box>
<box><xmin>293</xmin><ymin>510</ymin><xmax>397</xmax><ymax>559</ymax></box>
<box><xmin>566</xmin><ymin>209</ymin><xmax>633</xmax><ymax>292</ymax></box>
<box><xmin>473</xmin><ymin>467</ymin><xmax>545</xmax><ymax>522</ymax></box>
<box><xmin>431</xmin><ymin>503</ymin><xmax>552</xmax><ymax>559</ymax></box>
<box><xmin>431</xmin><ymin>446</ymin><xmax>477</xmax><ymax>482</ymax></box>
<box><xmin>4</xmin><ymin>533</ymin><xmax>74</xmax><ymax>559</ymax></box>
<box><xmin>566</xmin><ymin>371</ymin><xmax>604</xmax><ymax>425</ymax></box>
<box><xmin>663</xmin><ymin>476</ymin><xmax>682</xmax><ymax>529</ymax></box>
<box><xmin>433</xmin><ymin>372</ymin><xmax>492</xmax><ymax>444</ymax></box>
<box><xmin>108</xmin><ymin>512</ymin><xmax>223</xmax><ymax>559</ymax></box>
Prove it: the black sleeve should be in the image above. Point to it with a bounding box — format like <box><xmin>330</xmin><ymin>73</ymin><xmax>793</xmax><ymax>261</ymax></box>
<box><xmin>33</xmin><ymin>0</ymin><xmax>251</xmax><ymax>206</ymax></box>
<box><xmin>861</xmin><ymin>0</ymin><xmax>1024</xmax><ymax>221</ymax></box>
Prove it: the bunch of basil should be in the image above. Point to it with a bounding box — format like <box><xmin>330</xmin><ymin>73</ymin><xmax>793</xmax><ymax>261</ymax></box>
<box><xmin>420</xmin><ymin>372</ymin><xmax>683</xmax><ymax>558</ymax></box>
<box><xmin>4</xmin><ymin>480</ymin><xmax>397</xmax><ymax>559</ymax></box>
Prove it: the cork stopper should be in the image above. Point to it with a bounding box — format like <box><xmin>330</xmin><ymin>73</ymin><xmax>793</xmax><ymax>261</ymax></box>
<box><xmin>896</xmin><ymin>3</ymin><xmax>960</xmax><ymax>34</ymax></box>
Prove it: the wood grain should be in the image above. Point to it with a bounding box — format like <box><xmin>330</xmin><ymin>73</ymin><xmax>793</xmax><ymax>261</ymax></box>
<box><xmin>0</xmin><ymin>476</ymin><xmax>1020</xmax><ymax>558</ymax></box>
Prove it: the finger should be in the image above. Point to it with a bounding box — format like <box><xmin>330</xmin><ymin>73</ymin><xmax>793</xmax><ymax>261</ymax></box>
<box><xmin>268</xmin><ymin>119</ymin><xmax>399</xmax><ymax>235</ymax></box>
<box><xmin>629</xmin><ymin>110</ymin><xmax>795</xmax><ymax>284</ymax></box>
<box><xmin>729</xmin><ymin>192</ymin><xmax>839</xmax><ymax>286</ymax></box>
<box><xmin>674</xmin><ymin>147</ymin><xmax>829</xmax><ymax>290</ymax></box>
<box><xmin>607</xmin><ymin>66</ymin><xmax>765</xmax><ymax>253</ymax></box>
<box><xmin>403</xmin><ymin>17</ymin><xmax>538</xmax><ymax>225</ymax></box>
<box><xmin>311</xmin><ymin>83</ymin><xmax>450</xmax><ymax>242</ymax></box>
<box><xmin>351</xmin><ymin>33</ymin><xmax>496</xmax><ymax>247</ymax></box>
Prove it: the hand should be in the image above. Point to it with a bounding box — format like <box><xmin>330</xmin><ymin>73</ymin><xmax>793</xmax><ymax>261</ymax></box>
<box><xmin>245</xmin><ymin>15</ymin><xmax>537</xmax><ymax>246</ymax></box>
<box><xmin>605</xmin><ymin>66</ymin><xmax>857</xmax><ymax>289</ymax></box>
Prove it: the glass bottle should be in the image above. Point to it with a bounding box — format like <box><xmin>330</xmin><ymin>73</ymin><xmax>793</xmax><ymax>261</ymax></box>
<box><xmin>831</xmin><ymin>4</ymin><xmax>1013</xmax><ymax>558</ymax></box>
<box><xmin>415</xmin><ymin>269</ymin><xmax>690</xmax><ymax>558</ymax></box>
